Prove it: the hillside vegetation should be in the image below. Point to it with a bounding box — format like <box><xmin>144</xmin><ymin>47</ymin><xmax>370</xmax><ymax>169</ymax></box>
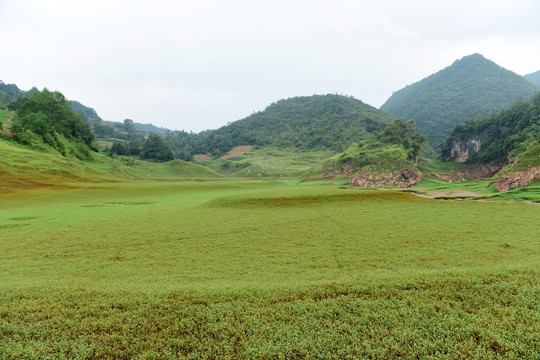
<box><xmin>381</xmin><ymin>54</ymin><xmax>539</xmax><ymax>148</ymax></box>
<box><xmin>165</xmin><ymin>94</ymin><xmax>397</xmax><ymax>159</ymax></box>
<box><xmin>8</xmin><ymin>89</ymin><xmax>95</xmax><ymax>159</ymax></box>
<box><xmin>0</xmin><ymin>138</ymin><xmax>220</xmax><ymax>196</ymax></box>
<box><xmin>330</xmin><ymin>119</ymin><xmax>426</xmax><ymax>172</ymax></box>
<box><xmin>441</xmin><ymin>93</ymin><xmax>540</xmax><ymax>164</ymax></box>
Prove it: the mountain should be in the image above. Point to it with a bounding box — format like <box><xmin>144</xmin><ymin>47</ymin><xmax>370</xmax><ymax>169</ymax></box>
<box><xmin>0</xmin><ymin>80</ymin><xmax>25</xmax><ymax>100</ymax></box>
<box><xmin>167</xmin><ymin>94</ymin><xmax>398</xmax><ymax>158</ymax></box>
<box><xmin>380</xmin><ymin>54</ymin><xmax>539</xmax><ymax>148</ymax></box>
<box><xmin>524</xmin><ymin>70</ymin><xmax>540</xmax><ymax>87</ymax></box>
<box><xmin>70</xmin><ymin>100</ymin><xmax>103</xmax><ymax>124</ymax></box>
<box><xmin>0</xmin><ymin>81</ymin><xmax>25</xmax><ymax>109</ymax></box>
<box><xmin>441</xmin><ymin>93</ymin><xmax>540</xmax><ymax>165</ymax></box>
<box><xmin>134</xmin><ymin>122</ymin><xmax>170</xmax><ymax>134</ymax></box>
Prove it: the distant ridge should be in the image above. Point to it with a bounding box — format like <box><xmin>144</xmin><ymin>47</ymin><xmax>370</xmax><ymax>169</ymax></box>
<box><xmin>524</xmin><ymin>70</ymin><xmax>540</xmax><ymax>87</ymax></box>
<box><xmin>380</xmin><ymin>54</ymin><xmax>539</xmax><ymax>148</ymax></box>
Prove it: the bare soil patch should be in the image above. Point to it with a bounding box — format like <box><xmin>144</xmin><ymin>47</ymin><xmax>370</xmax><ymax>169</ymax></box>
<box><xmin>413</xmin><ymin>190</ymin><xmax>484</xmax><ymax>199</ymax></box>
<box><xmin>219</xmin><ymin>145</ymin><xmax>253</xmax><ymax>160</ymax></box>
<box><xmin>194</xmin><ymin>154</ymin><xmax>212</xmax><ymax>162</ymax></box>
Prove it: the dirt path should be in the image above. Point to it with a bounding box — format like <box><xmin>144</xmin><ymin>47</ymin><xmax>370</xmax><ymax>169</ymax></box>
<box><xmin>411</xmin><ymin>190</ymin><xmax>485</xmax><ymax>199</ymax></box>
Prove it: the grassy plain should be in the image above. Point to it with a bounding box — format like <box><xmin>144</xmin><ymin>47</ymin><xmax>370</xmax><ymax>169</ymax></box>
<box><xmin>1</xmin><ymin>171</ymin><xmax>539</xmax><ymax>358</ymax></box>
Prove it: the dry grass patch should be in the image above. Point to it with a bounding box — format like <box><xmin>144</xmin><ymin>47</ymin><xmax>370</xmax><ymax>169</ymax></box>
<box><xmin>194</xmin><ymin>154</ymin><xmax>212</xmax><ymax>162</ymax></box>
<box><xmin>219</xmin><ymin>145</ymin><xmax>253</xmax><ymax>160</ymax></box>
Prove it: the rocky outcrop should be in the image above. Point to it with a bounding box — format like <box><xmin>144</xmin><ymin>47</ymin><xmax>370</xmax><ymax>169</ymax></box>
<box><xmin>349</xmin><ymin>168</ymin><xmax>422</xmax><ymax>189</ymax></box>
<box><xmin>495</xmin><ymin>167</ymin><xmax>540</xmax><ymax>192</ymax></box>
<box><xmin>447</xmin><ymin>132</ymin><xmax>487</xmax><ymax>162</ymax></box>
<box><xmin>453</xmin><ymin>163</ymin><xmax>503</xmax><ymax>180</ymax></box>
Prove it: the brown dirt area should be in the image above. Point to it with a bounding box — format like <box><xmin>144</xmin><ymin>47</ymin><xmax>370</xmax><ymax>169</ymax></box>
<box><xmin>413</xmin><ymin>190</ymin><xmax>484</xmax><ymax>199</ymax></box>
<box><xmin>194</xmin><ymin>154</ymin><xmax>212</xmax><ymax>162</ymax></box>
<box><xmin>219</xmin><ymin>145</ymin><xmax>253</xmax><ymax>160</ymax></box>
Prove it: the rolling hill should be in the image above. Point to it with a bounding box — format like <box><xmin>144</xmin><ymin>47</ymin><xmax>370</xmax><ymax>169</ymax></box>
<box><xmin>380</xmin><ymin>54</ymin><xmax>539</xmax><ymax>148</ymax></box>
<box><xmin>166</xmin><ymin>94</ymin><xmax>398</xmax><ymax>159</ymax></box>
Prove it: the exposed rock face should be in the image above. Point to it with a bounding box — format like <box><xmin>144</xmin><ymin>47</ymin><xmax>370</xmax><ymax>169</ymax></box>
<box><xmin>349</xmin><ymin>168</ymin><xmax>422</xmax><ymax>189</ymax></box>
<box><xmin>448</xmin><ymin>132</ymin><xmax>487</xmax><ymax>162</ymax></box>
<box><xmin>495</xmin><ymin>167</ymin><xmax>540</xmax><ymax>192</ymax></box>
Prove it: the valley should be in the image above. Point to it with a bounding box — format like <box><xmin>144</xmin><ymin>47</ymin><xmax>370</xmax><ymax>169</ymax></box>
<box><xmin>1</xmin><ymin>53</ymin><xmax>539</xmax><ymax>358</ymax></box>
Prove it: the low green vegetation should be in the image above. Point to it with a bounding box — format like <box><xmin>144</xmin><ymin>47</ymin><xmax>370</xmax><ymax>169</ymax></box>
<box><xmin>0</xmin><ymin>109</ymin><xmax>14</xmax><ymax>124</ymax></box>
<box><xmin>197</xmin><ymin>146</ymin><xmax>335</xmax><ymax>177</ymax></box>
<box><xmin>0</xmin><ymin>139</ymin><xmax>219</xmax><ymax>197</ymax></box>
<box><xmin>0</xmin><ymin>175</ymin><xmax>538</xmax><ymax>358</ymax></box>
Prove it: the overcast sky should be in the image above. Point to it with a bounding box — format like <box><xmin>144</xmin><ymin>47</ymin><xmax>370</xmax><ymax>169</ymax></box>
<box><xmin>1</xmin><ymin>0</ymin><xmax>539</xmax><ymax>132</ymax></box>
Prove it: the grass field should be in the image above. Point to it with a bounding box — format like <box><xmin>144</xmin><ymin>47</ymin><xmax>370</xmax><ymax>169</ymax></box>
<box><xmin>1</xmin><ymin>173</ymin><xmax>539</xmax><ymax>358</ymax></box>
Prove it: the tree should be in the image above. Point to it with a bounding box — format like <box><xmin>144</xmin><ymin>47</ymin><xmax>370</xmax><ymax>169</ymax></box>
<box><xmin>140</xmin><ymin>134</ymin><xmax>174</xmax><ymax>162</ymax></box>
<box><xmin>128</xmin><ymin>133</ymin><xmax>146</xmax><ymax>156</ymax></box>
<box><xmin>12</xmin><ymin>88</ymin><xmax>94</xmax><ymax>146</ymax></box>
<box><xmin>9</xmin><ymin>88</ymin><xmax>95</xmax><ymax>159</ymax></box>
<box><xmin>123</xmin><ymin>119</ymin><xmax>135</xmax><ymax>139</ymax></box>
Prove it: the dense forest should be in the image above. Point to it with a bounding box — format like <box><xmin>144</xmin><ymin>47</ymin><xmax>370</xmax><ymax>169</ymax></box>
<box><xmin>440</xmin><ymin>93</ymin><xmax>540</xmax><ymax>164</ymax></box>
<box><xmin>380</xmin><ymin>54</ymin><xmax>539</xmax><ymax>148</ymax></box>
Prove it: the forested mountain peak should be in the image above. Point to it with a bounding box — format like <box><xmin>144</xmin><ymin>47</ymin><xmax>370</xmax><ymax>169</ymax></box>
<box><xmin>380</xmin><ymin>54</ymin><xmax>539</xmax><ymax>149</ymax></box>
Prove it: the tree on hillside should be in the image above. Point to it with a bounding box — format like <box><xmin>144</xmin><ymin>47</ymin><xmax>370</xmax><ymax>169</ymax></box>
<box><xmin>140</xmin><ymin>134</ymin><xmax>174</xmax><ymax>162</ymax></box>
<box><xmin>11</xmin><ymin>89</ymin><xmax>94</xmax><ymax>146</ymax></box>
<box><xmin>9</xmin><ymin>89</ymin><xmax>95</xmax><ymax>158</ymax></box>
<box><xmin>123</xmin><ymin>119</ymin><xmax>135</xmax><ymax>139</ymax></box>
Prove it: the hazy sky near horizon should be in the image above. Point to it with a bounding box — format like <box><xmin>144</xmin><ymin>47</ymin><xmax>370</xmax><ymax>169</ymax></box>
<box><xmin>1</xmin><ymin>0</ymin><xmax>539</xmax><ymax>132</ymax></box>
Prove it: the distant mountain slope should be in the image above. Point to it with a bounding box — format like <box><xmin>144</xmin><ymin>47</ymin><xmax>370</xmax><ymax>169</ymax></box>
<box><xmin>524</xmin><ymin>70</ymin><xmax>540</xmax><ymax>87</ymax></box>
<box><xmin>134</xmin><ymin>122</ymin><xmax>170</xmax><ymax>134</ymax></box>
<box><xmin>441</xmin><ymin>93</ymin><xmax>540</xmax><ymax>165</ymax></box>
<box><xmin>70</xmin><ymin>100</ymin><xmax>103</xmax><ymax>124</ymax></box>
<box><xmin>0</xmin><ymin>80</ymin><xmax>25</xmax><ymax>100</ymax></box>
<box><xmin>380</xmin><ymin>54</ymin><xmax>539</xmax><ymax>148</ymax></box>
<box><xmin>174</xmin><ymin>94</ymin><xmax>397</xmax><ymax>157</ymax></box>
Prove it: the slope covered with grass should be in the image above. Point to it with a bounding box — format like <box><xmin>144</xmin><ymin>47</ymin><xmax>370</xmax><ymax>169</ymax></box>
<box><xmin>0</xmin><ymin>139</ymin><xmax>220</xmax><ymax>196</ymax></box>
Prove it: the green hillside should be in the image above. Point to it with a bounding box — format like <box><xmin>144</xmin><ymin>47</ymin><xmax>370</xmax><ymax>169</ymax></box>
<box><xmin>329</xmin><ymin>119</ymin><xmax>425</xmax><ymax>173</ymax></box>
<box><xmin>524</xmin><ymin>70</ymin><xmax>540</xmax><ymax>87</ymax></box>
<box><xmin>166</xmin><ymin>94</ymin><xmax>398</xmax><ymax>159</ymax></box>
<box><xmin>380</xmin><ymin>54</ymin><xmax>539</xmax><ymax>148</ymax></box>
<box><xmin>441</xmin><ymin>93</ymin><xmax>540</xmax><ymax>164</ymax></box>
<box><xmin>0</xmin><ymin>138</ymin><xmax>220</xmax><ymax>195</ymax></box>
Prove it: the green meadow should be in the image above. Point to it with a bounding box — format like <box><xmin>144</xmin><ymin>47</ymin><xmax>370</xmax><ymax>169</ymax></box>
<box><xmin>1</xmin><ymin>170</ymin><xmax>539</xmax><ymax>358</ymax></box>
